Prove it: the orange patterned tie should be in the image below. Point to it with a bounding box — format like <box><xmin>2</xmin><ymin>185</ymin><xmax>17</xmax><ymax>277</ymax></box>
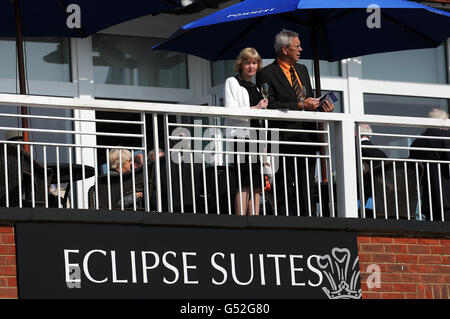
<box><xmin>290</xmin><ymin>66</ymin><xmax>303</xmax><ymax>102</ymax></box>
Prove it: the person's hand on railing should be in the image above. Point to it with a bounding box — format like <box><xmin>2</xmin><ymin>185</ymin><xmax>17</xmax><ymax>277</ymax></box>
<box><xmin>300</xmin><ymin>98</ymin><xmax>334</xmax><ymax>112</ymax></box>
<box><xmin>252</xmin><ymin>98</ymin><xmax>268</xmax><ymax>109</ymax></box>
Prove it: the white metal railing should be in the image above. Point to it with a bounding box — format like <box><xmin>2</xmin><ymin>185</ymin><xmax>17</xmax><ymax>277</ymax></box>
<box><xmin>0</xmin><ymin>109</ymin><xmax>146</xmax><ymax>210</ymax></box>
<box><xmin>0</xmin><ymin>93</ymin><xmax>448</xmax><ymax>223</ymax></box>
<box><xmin>163</xmin><ymin>118</ymin><xmax>334</xmax><ymax>217</ymax></box>
<box><xmin>356</xmin><ymin>122</ymin><xmax>450</xmax><ymax>222</ymax></box>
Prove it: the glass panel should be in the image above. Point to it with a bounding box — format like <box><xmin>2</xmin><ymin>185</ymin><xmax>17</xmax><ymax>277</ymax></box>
<box><xmin>361</xmin><ymin>44</ymin><xmax>447</xmax><ymax>84</ymax></box>
<box><xmin>0</xmin><ymin>39</ymin><xmax>16</xmax><ymax>80</ymax></box>
<box><xmin>364</xmin><ymin>94</ymin><xmax>448</xmax><ymax>118</ymax></box>
<box><xmin>0</xmin><ymin>37</ymin><xmax>71</xmax><ymax>82</ymax></box>
<box><xmin>301</xmin><ymin>59</ymin><xmax>341</xmax><ymax>79</ymax></box>
<box><xmin>92</xmin><ymin>34</ymin><xmax>188</xmax><ymax>89</ymax></box>
<box><xmin>211</xmin><ymin>60</ymin><xmax>235</xmax><ymax>87</ymax></box>
<box><xmin>364</xmin><ymin>94</ymin><xmax>449</xmax><ymax>158</ymax></box>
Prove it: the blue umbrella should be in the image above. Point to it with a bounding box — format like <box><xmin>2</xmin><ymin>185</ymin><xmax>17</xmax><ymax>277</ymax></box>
<box><xmin>154</xmin><ymin>0</ymin><xmax>450</xmax><ymax>182</ymax></box>
<box><xmin>2</xmin><ymin>0</ymin><xmax>182</xmax><ymax>146</ymax></box>
<box><xmin>154</xmin><ymin>0</ymin><xmax>450</xmax><ymax>95</ymax></box>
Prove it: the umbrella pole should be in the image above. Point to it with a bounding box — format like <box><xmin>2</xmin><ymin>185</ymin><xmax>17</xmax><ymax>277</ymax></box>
<box><xmin>311</xmin><ymin>12</ymin><xmax>327</xmax><ymax>183</ymax></box>
<box><xmin>13</xmin><ymin>0</ymin><xmax>30</xmax><ymax>152</ymax></box>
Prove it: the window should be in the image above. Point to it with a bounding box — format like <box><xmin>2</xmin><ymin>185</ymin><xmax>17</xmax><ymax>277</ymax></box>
<box><xmin>0</xmin><ymin>37</ymin><xmax>71</xmax><ymax>83</ymax></box>
<box><xmin>361</xmin><ymin>44</ymin><xmax>447</xmax><ymax>84</ymax></box>
<box><xmin>364</xmin><ymin>94</ymin><xmax>448</xmax><ymax>118</ymax></box>
<box><xmin>211</xmin><ymin>60</ymin><xmax>235</xmax><ymax>87</ymax></box>
<box><xmin>301</xmin><ymin>59</ymin><xmax>341</xmax><ymax>79</ymax></box>
<box><xmin>364</xmin><ymin>94</ymin><xmax>449</xmax><ymax>158</ymax></box>
<box><xmin>92</xmin><ymin>34</ymin><xmax>188</xmax><ymax>89</ymax></box>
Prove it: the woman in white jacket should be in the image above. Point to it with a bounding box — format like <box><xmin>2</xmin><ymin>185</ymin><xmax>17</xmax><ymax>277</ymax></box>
<box><xmin>224</xmin><ymin>47</ymin><xmax>268</xmax><ymax>215</ymax></box>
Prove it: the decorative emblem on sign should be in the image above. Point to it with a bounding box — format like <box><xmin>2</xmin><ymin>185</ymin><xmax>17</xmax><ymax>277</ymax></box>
<box><xmin>316</xmin><ymin>248</ymin><xmax>361</xmax><ymax>299</ymax></box>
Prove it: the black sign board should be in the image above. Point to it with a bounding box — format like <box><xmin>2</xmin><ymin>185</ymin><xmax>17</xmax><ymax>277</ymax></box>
<box><xmin>16</xmin><ymin>222</ymin><xmax>361</xmax><ymax>299</ymax></box>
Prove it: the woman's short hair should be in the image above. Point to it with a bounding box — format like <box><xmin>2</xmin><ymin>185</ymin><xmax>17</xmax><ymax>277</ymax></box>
<box><xmin>234</xmin><ymin>47</ymin><xmax>263</xmax><ymax>73</ymax></box>
<box><xmin>109</xmin><ymin>149</ymin><xmax>132</xmax><ymax>170</ymax></box>
<box><xmin>428</xmin><ymin>108</ymin><xmax>449</xmax><ymax>120</ymax></box>
<box><xmin>274</xmin><ymin>29</ymin><xmax>299</xmax><ymax>56</ymax></box>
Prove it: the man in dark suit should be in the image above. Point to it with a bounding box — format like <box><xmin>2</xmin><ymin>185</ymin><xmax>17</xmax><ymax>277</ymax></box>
<box><xmin>409</xmin><ymin>109</ymin><xmax>450</xmax><ymax>222</ymax></box>
<box><xmin>256</xmin><ymin>29</ymin><xmax>334</xmax><ymax>217</ymax></box>
<box><xmin>357</xmin><ymin>124</ymin><xmax>388</xmax><ymax>218</ymax></box>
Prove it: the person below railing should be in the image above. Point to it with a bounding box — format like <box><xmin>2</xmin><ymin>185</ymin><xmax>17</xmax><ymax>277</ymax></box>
<box><xmin>357</xmin><ymin>124</ymin><xmax>389</xmax><ymax>219</ymax></box>
<box><xmin>109</xmin><ymin>149</ymin><xmax>144</xmax><ymax>209</ymax></box>
<box><xmin>409</xmin><ymin>108</ymin><xmax>450</xmax><ymax>222</ymax></box>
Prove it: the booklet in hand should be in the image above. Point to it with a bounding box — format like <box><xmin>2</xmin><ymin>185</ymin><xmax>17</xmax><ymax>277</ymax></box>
<box><xmin>317</xmin><ymin>91</ymin><xmax>338</xmax><ymax>111</ymax></box>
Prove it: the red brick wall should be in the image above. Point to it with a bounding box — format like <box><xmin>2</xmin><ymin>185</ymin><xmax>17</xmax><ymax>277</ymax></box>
<box><xmin>0</xmin><ymin>226</ymin><xmax>17</xmax><ymax>299</ymax></box>
<box><xmin>358</xmin><ymin>235</ymin><xmax>450</xmax><ymax>299</ymax></box>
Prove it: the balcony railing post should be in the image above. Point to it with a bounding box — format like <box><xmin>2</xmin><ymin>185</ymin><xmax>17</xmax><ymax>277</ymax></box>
<box><xmin>356</xmin><ymin>124</ymin><xmax>365</xmax><ymax>218</ymax></box>
<box><xmin>334</xmin><ymin>119</ymin><xmax>359</xmax><ymax>217</ymax></box>
<box><xmin>164</xmin><ymin>115</ymin><xmax>173</xmax><ymax>213</ymax></box>
<box><xmin>74</xmin><ymin>109</ymin><xmax>96</xmax><ymax>209</ymax></box>
<box><xmin>152</xmin><ymin>114</ymin><xmax>162</xmax><ymax>212</ymax></box>
<box><xmin>324</xmin><ymin>122</ymin><xmax>335</xmax><ymax>217</ymax></box>
<box><xmin>140</xmin><ymin>112</ymin><xmax>150</xmax><ymax>212</ymax></box>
